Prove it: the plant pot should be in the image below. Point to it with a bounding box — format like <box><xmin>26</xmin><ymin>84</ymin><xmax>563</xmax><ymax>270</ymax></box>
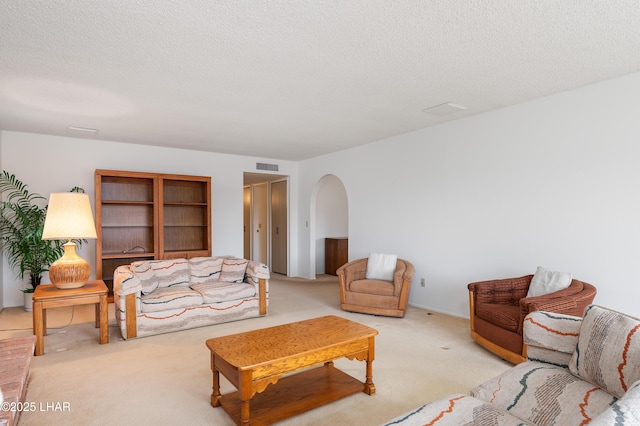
<box><xmin>23</xmin><ymin>292</ymin><xmax>33</xmax><ymax>312</ymax></box>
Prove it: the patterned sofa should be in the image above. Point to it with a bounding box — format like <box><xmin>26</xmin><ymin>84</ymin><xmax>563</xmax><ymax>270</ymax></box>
<box><xmin>384</xmin><ymin>305</ymin><xmax>640</xmax><ymax>425</ymax></box>
<box><xmin>113</xmin><ymin>256</ymin><xmax>269</xmax><ymax>339</ymax></box>
<box><xmin>0</xmin><ymin>336</ymin><xmax>36</xmax><ymax>426</ymax></box>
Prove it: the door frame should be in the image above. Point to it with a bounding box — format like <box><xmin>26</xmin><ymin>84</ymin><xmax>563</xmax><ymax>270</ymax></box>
<box><xmin>243</xmin><ymin>173</ymin><xmax>289</xmax><ymax>275</ymax></box>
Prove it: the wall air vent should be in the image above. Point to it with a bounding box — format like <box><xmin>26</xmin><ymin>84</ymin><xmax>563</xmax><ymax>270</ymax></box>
<box><xmin>256</xmin><ymin>162</ymin><xmax>279</xmax><ymax>171</ymax></box>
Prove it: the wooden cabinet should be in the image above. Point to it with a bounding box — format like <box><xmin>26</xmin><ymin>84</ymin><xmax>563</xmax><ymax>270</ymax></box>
<box><xmin>325</xmin><ymin>237</ymin><xmax>348</xmax><ymax>275</ymax></box>
<box><xmin>95</xmin><ymin>170</ymin><xmax>211</xmax><ymax>294</ymax></box>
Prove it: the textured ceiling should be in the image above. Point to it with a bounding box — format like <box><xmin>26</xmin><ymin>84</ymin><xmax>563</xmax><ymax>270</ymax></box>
<box><xmin>1</xmin><ymin>1</ymin><xmax>640</xmax><ymax>161</ymax></box>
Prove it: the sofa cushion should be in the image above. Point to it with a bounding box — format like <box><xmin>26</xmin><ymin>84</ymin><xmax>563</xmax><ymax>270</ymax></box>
<box><xmin>526</xmin><ymin>266</ymin><xmax>572</xmax><ymax>297</ymax></box>
<box><xmin>470</xmin><ymin>361</ymin><xmax>616</xmax><ymax>426</ymax></box>
<box><xmin>219</xmin><ymin>258</ymin><xmax>249</xmax><ymax>283</ymax></box>
<box><xmin>382</xmin><ymin>394</ymin><xmax>528</xmax><ymax>426</ymax></box>
<box><xmin>590</xmin><ymin>379</ymin><xmax>640</xmax><ymax>425</ymax></box>
<box><xmin>190</xmin><ymin>282</ymin><xmax>256</xmax><ymax>304</ymax></box>
<box><xmin>189</xmin><ymin>257</ymin><xmax>224</xmax><ymax>285</ymax></box>
<box><xmin>475</xmin><ymin>302</ymin><xmax>520</xmax><ymax>332</ymax></box>
<box><xmin>140</xmin><ymin>286</ymin><xmax>203</xmax><ymax>313</ymax></box>
<box><xmin>365</xmin><ymin>252</ymin><xmax>397</xmax><ymax>281</ymax></box>
<box><xmin>569</xmin><ymin>305</ymin><xmax>640</xmax><ymax>398</ymax></box>
<box><xmin>132</xmin><ymin>258</ymin><xmax>190</xmax><ymax>294</ymax></box>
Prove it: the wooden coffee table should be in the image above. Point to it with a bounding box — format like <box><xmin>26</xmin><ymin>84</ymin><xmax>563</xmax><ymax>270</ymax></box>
<box><xmin>205</xmin><ymin>315</ymin><xmax>378</xmax><ymax>425</ymax></box>
<box><xmin>32</xmin><ymin>280</ymin><xmax>109</xmax><ymax>356</ymax></box>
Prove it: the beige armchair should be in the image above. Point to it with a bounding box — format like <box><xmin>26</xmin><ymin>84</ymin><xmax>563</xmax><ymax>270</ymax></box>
<box><xmin>337</xmin><ymin>258</ymin><xmax>415</xmax><ymax>317</ymax></box>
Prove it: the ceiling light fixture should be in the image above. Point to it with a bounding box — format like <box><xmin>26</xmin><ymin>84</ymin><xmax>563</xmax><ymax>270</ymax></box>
<box><xmin>422</xmin><ymin>102</ymin><xmax>467</xmax><ymax>116</ymax></box>
<box><xmin>66</xmin><ymin>126</ymin><xmax>99</xmax><ymax>136</ymax></box>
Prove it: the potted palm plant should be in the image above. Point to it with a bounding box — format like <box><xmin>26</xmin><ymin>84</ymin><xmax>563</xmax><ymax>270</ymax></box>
<box><xmin>0</xmin><ymin>171</ymin><xmax>85</xmax><ymax>311</ymax></box>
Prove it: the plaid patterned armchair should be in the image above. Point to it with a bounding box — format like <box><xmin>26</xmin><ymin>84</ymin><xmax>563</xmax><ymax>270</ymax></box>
<box><xmin>468</xmin><ymin>274</ymin><xmax>596</xmax><ymax>364</ymax></box>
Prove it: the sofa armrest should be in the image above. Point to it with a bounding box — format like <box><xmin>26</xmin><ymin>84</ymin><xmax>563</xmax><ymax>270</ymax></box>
<box><xmin>246</xmin><ymin>260</ymin><xmax>269</xmax><ymax>316</ymax></box>
<box><xmin>113</xmin><ymin>265</ymin><xmax>142</xmax><ymax>296</ymax></box>
<box><xmin>246</xmin><ymin>260</ymin><xmax>270</xmax><ymax>280</ymax></box>
<box><xmin>590</xmin><ymin>379</ymin><xmax>640</xmax><ymax>425</ymax></box>
<box><xmin>113</xmin><ymin>264</ymin><xmax>141</xmax><ymax>339</ymax></box>
<box><xmin>523</xmin><ymin>311</ymin><xmax>582</xmax><ymax>367</ymax></box>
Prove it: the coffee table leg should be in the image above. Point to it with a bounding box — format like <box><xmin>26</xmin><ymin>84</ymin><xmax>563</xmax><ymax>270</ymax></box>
<box><xmin>364</xmin><ymin>359</ymin><xmax>376</xmax><ymax>395</ymax></box>
<box><xmin>239</xmin><ymin>370</ymin><xmax>252</xmax><ymax>425</ymax></box>
<box><xmin>364</xmin><ymin>336</ymin><xmax>376</xmax><ymax>395</ymax></box>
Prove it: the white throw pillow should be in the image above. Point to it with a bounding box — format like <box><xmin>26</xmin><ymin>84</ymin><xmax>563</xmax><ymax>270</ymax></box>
<box><xmin>365</xmin><ymin>252</ymin><xmax>398</xmax><ymax>281</ymax></box>
<box><xmin>526</xmin><ymin>266</ymin><xmax>572</xmax><ymax>297</ymax></box>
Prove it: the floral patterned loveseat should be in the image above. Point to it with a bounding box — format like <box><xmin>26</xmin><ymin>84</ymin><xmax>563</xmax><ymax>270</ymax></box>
<box><xmin>113</xmin><ymin>256</ymin><xmax>269</xmax><ymax>339</ymax></box>
<box><xmin>384</xmin><ymin>305</ymin><xmax>640</xmax><ymax>425</ymax></box>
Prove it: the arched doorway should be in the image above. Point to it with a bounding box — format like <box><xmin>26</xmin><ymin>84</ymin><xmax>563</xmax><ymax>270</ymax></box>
<box><xmin>309</xmin><ymin>174</ymin><xmax>348</xmax><ymax>279</ymax></box>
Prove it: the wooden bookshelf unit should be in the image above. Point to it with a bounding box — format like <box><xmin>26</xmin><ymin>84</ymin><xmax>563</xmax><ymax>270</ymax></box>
<box><xmin>95</xmin><ymin>170</ymin><xmax>211</xmax><ymax>295</ymax></box>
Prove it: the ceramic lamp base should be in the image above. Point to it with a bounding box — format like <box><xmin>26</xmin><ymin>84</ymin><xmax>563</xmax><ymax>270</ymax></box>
<box><xmin>49</xmin><ymin>242</ymin><xmax>90</xmax><ymax>289</ymax></box>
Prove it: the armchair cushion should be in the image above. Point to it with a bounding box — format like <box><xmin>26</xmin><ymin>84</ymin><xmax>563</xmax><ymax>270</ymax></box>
<box><xmin>475</xmin><ymin>303</ymin><xmax>520</xmax><ymax>332</ymax></box>
<box><xmin>348</xmin><ymin>279</ymin><xmax>395</xmax><ymax>296</ymax></box>
<box><xmin>569</xmin><ymin>305</ymin><xmax>640</xmax><ymax>398</ymax></box>
<box><xmin>526</xmin><ymin>266</ymin><xmax>572</xmax><ymax>297</ymax></box>
<box><xmin>365</xmin><ymin>252</ymin><xmax>397</xmax><ymax>281</ymax></box>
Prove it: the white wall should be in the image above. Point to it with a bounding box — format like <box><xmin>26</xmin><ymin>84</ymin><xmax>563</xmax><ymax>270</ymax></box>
<box><xmin>3</xmin><ymin>72</ymin><xmax>640</xmax><ymax>317</ymax></box>
<box><xmin>0</xmin><ymin>132</ymin><xmax>298</xmax><ymax>307</ymax></box>
<box><xmin>298</xmin><ymin>71</ymin><xmax>640</xmax><ymax>318</ymax></box>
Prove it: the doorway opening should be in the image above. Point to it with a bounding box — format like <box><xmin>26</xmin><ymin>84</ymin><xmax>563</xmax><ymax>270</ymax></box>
<box><xmin>243</xmin><ymin>172</ymin><xmax>289</xmax><ymax>276</ymax></box>
<box><xmin>309</xmin><ymin>174</ymin><xmax>349</xmax><ymax>279</ymax></box>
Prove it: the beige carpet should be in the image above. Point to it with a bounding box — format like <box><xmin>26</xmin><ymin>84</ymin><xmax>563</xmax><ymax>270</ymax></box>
<box><xmin>0</xmin><ymin>275</ymin><xmax>510</xmax><ymax>425</ymax></box>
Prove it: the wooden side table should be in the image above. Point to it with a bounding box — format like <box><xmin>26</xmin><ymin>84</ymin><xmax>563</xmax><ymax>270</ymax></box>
<box><xmin>32</xmin><ymin>280</ymin><xmax>109</xmax><ymax>356</ymax></box>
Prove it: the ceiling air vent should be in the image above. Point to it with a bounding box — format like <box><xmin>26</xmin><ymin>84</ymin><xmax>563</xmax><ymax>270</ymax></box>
<box><xmin>256</xmin><ymin>162</ymin><xmax>279</xmax><ymax>171</ymax></box>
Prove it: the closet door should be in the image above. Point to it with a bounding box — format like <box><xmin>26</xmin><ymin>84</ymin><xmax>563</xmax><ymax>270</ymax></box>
<box><xmin>271</xmin><ymin>180</ymin><xmax>287</xmax><ymax>275</ymax></box>
<box><xmin>251</xmin><ymin>183</ymin><xmax>268</xmax><ymax>264</ymax></box>
<box><xmin>243</xmin><ymin>186</ymin><xmax>251</xmax><ymax>260</ymax></box>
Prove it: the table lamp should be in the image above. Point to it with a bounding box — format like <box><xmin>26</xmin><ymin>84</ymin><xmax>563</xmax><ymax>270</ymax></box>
<box><xmin>42</xmin><ymin>192</ymin><xmax>97</xmax><ymax>289</ymax></box>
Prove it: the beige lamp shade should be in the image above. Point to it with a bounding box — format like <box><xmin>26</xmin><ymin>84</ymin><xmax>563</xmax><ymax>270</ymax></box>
<box><xmin>42</xmin><ymin>192</ymin><xmax>97</xmax><ymax>289</ymax></box>
<box><xmin>42</xmin><ymin>192</ymin><xmax>98</xmax><ymax>240</ymax></box>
